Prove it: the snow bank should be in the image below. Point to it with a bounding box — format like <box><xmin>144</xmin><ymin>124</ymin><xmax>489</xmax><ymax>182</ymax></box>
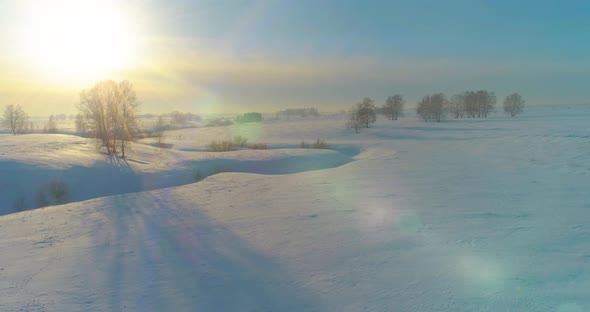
<box><xmin>0</xmin><ymin>131</ymin><xmax>354</xmax><ymax>215</ymax></box>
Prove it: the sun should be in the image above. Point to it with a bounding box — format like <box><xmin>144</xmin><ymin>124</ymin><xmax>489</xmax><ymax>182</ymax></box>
<box><xmin>14</xmin><ymin>0</ymin><xmax>140</xmax><ymax>84</ymax></box>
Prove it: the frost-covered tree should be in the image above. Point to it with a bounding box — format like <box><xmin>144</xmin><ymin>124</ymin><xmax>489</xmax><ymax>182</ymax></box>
<box><xmin>383</xmin><ymin>94</ymin><xmax>404</xmax><ymax>120</ymax></box>
<box><xmin>43</xmin><ymin>115</ymin><xmax>58</xmax><ymax>133</ymax></box>
<box><xmin>477</xmin><ymin>90</ymin><xmax>496</xmax><ymax>118</ymax></box>
<box><xmin>78</xmin><ymin>80</ymin><xmax>140</xmax><ymax>156</ymax></box>
<box><xmin>154</xmin><ymin>115</ymin><xmax>167</xmax><ymax>147</ymax></box>
<box><xmin>347</xmin><ymin>98</ymin><xmax>376</xmax><ymax>132</ymax></box>
<box><xmin>75</xmin><ymin>113</ymin><xmax>87</xmax><ymax>135</ymax></box>
<box><xmin>117</xmin><ymin>80</ymin><xmax>140</xmax><ymax>158</ymax></box>
<box><xmin>448</xmin><ymin>93</ymin><xmax>465</xmax><ymax>119</ymax></box>
<box><xmin>346</xmin><ymin>108</ymin><xmax>362</xmax><ymax>133</ymax></box>
<box><xmin>461</xmin><ymin>90</ymin><xmax>495</xmax><ymax>118</ymax></box>
<box><xmin>417</xmin><ymin>93</ymin><xmax>446</xmax><ymax>122</ymax></box>
<box><xmin>503</xmin><ymin>93</ymin><xmax>525</xmax><ymax>117</ymax></box>
<box><xmin>357</xmin><ymin>97</ymin><xmax>376</xmax><ymax>128</ymax></box>
<box><xmin>2</xmin><ymin>104</ymin><xmax>29</xmax><ymax>135</ymax></box>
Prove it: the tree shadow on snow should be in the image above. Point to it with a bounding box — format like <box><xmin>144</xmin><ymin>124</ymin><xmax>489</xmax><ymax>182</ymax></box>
<box><xmin>82</xmin><ymin>190</ymin><xmax>322</xmax><ymax>311</ymax></box>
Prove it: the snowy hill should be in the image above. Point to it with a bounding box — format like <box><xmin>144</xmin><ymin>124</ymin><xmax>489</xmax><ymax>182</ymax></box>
<box><xmin>2</xmin><ymin>106</ymin><xmax>590</xmax><ymax>311</ymax></box>
<box><xmin>0</xmin><ymin>124</ymin><xmax>355</xmax><ymax>215</ymax></box>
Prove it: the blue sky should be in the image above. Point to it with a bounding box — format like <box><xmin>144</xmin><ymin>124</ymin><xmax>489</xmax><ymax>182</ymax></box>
<box><xmin>2</xmin><ymin>0</ymin><xmax>590</xmax><ymax>114</ymax></box>
<box><xmin>159</xmin><ymin>0</ymin><xmax>590</xmax><ymax>60</ymax></box>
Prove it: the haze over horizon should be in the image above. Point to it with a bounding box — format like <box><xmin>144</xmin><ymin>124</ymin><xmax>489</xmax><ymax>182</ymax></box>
<box><xmin>1</xmin><ymin>0</ymin><xmax>589</xmax><ymax>116</ymax></box>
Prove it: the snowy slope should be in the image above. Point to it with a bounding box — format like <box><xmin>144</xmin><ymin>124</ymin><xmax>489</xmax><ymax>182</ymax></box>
<box><xmin>2</xmin><ymin>106</ymin><xmax>590</xmax><ymax>311</ymax></box>
<box><xmin>0</xmin><ymin>129</ymin><xmax>354</xmax><ymax>215</ymax></box>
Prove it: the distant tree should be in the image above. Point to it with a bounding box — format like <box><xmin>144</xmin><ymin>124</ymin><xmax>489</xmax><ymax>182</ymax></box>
<box><xmin>357</xmin><ymin>97</ymin><xmax>376</xmax><ymax>128</ymax></box>
<box><xmin>235</xmin><ymin>112</ymin><xmax>263</xmax><ymax>123</ymax></box>
<box><xmin>170</xmin><ymin>110</ymin><xmax>188</xmax><ymax>125</ymax></box>
<box><xmin>185</xmin><ymin>112</ymin><xmax>202</xmax><ymax>122</ymax></box>
<box><xmin>75</xmin><ymin>113</ymin><xmax>87</xmax><ymax>134</ymax></box>
<box><xmin>477</xmin><ymin>90</ymin><xmax>496</xmax><ymax>118</ymax></box>
<box><xmin>278</xmin><ymin>107</ymin><xmax>319</xmax><ymax>118</ymax></box>
<box><xmin>78</xmin><ymin>80</ymin><xmax>140</xmax><ymax>156</ymax></box>
<box><xmin>463</xmin><ymin>91</ymin><xmax>477</xmax><ymax>118</ymax></box>
<box><xmin>306</xmin><ymin>107</ymin><xmax>319</xmax><ymax>117</ymax></box>
<box><xmin>347</xmin><ymin>97</ymin><xmax>376</xmax><ymax>132</ymax></box>
<box><xmin>154</xmin><ymin>115</ymin><xmax>167</xmax><ymax>147</ymax></box>
<box><xmin>43</xmin><ymin>115</ymin><xmax>59</xmax><ymax>133</ymax></box>
<box><xmin>383</xmin><ymin>94</ymin><xmax>404</xmax><ymax>120</ymax></box>
<box><xmin>346</xmin><ymin>107</ymin><xmax>362</xmax><ymax>133</ymax></box>
<box><xmin>503</xmin><ymin>93</ymin><xmax>525</xmax><ymax>117</ymax></box>
<box><xmin>448</xmin><ymin>93</ymin><xmax>465</xmax><ymax>118</ymax></box>
<box><xmin>417</xmin><ymin>93</ymin><xmax>446</xmax><ymax>122</ymax></box>
<box><xmin>461</xmin><ymin>90</ymin><xmax>495</xmax><ymax>118</ymax></box>
<box><xmin>416</xmin><ymin>96</ymin><xmax>430</xmax><ymax>121</ymax></box>
<box><xmin>2</xmin><ymin>104</ymin><xmax>29</xmax><ymax>135</ymax></box>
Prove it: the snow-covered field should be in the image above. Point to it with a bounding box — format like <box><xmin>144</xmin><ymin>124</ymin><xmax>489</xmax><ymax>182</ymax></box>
<box><xmin>1</xmin><ymin>105</ymin><xmax>590</xmax><ymax>311</ymax></box>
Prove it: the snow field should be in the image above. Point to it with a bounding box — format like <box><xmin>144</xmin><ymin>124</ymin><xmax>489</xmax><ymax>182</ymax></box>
<box><xmin>2</xmin><ymin>105</ymin><xmax>590</xmax><ymax>311</ymax></box>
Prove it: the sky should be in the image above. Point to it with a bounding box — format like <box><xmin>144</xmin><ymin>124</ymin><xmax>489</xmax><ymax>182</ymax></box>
<box><xmin>1</xmin><ymin>0</ymin><xmax>590</xmax><ymax>115</ymax></box>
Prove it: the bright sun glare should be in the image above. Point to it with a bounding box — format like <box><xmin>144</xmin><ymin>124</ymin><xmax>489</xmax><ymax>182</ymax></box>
<box><xmin>15</xmin><ymin>0</ymin><xmax>139</xmax><ymax>84</ymax></box>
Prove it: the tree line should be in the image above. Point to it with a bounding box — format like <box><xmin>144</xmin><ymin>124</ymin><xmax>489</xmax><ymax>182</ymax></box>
<box><xmin>347</xmin><ymin>91</ymin><xmax>525</xmax><ymax>131</ymax></box>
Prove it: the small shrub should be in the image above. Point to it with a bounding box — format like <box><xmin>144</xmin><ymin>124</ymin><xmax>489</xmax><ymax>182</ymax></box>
<box><xmin>207</xmin><ymin>141</ymin><xmax>236</xmax><ymax>152</ymax></box>
<box><xmin>249</xmin><ymin>143</ymin><xmax>268</xmax><ymax>150</ymax></box>
<box><xmin>233</xmin><ymin>136</ymin><xmax>248</xmax><ymax>147</ymax></box>
<box><xmin>36</xmin><ymin>180</ymin><xmax>69</xmax><ymax>208</ymax></box>
<box><xmin>47</xmin><ymin>180</ymin><xmax>68</xmax><ymax>204</ymax></box>
<box><xmin>311</xmin><ymin>138</ymin><xmax>330</xmax><ymax>149</ymax></box>
<box><xmin>300</xmin><ymin>139</ymin><xmax>330</xmax><ymax>149</ymax></box>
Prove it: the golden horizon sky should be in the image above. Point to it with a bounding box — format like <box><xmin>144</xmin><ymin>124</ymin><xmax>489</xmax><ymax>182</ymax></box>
<box><xmin>1</xmin><ymin>0</ymin><xmax>589</xmax><ymax>116</ymax></box>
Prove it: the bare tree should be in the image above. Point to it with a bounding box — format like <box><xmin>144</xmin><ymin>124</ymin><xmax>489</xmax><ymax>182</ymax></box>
<box><xmin>448</xmin><ymin>93</ymin><xmax>465</xmax><ymax>118</ymax></box>
<box><xmin>477</xmin><ymin>90</ymin><xmax>496</xmax><ymax>118</ymax></box>
<box><xmin>503</xmin><ymin>93</ymin><xmax>525</xmax><ymax>117</ymax></box>
<box><xmin>43</xmin><ymin>115</ymin><xmax>58</xmax><ymax>133</ymax></box>
<box><xmin>346</xmin><ymin>108</ymin><xmax>362</xmax><ymax>133</ymax></box>
<box><xmin>154</xmin><ymin>115</ymin><xmax>167</xmax><ymax>147</ymax></box>
<box><xmin>78</xmin><ymin>80</ymin><xmax>140</xmax><ymax>156</ymax></box>
<box><xmin>417</xmin><ymin>96</ymin><xmax>431</xmax><ymax>121</ymax></box>
<box><xmin>347</xmin><ymin>97</ymin><xmax>377</xmax><ymax>132</ymax></box>
<box><xmin>383</xmin><ymin>94</ymin><xmax>405</xmax><ymax>120</ymax></box>
<box><xmin>170</xmin><ymin>110</ymin><xmax>189</xmax><ymax>126</ymax></box>
<box><xmin>417</xmin><ymin>93</ymin><xmax>446</xmax><ymax>122</ymax></box>
<box><xmin>2</xmin><ymin>104</ymin><xmax>29</xmax><ymax>135</ymax></box>
<box><xmin>75</xmin><ymin>113</ymin><xmax>87</xmax><ymax>135</ymax></box>
<box><xmin>383</xmin><ymin>97</ymin><xmax>394</xmax><ymax>120</ymax></box>
<box><xmin>358</xmin><ymin>97</ymin><xmax>376</xmax><ymax>128</ymax></box>
<box><xmin>118</xmin><ymin>80</ymin><xmax>140</xmax><ymax>158</ymax></box>
<box><xmin>461</xmin><ymin>90</ymin><xmax>495</xmax><ymax>118</ymax></box>
<box><xmin>463</xmin><ymin>91</ymin><xmax>478</xmax><ymax>118</ymax></box>
<box><xmin>391</xmin><ymin>94</ymin><xmax>404</xmax><ymax>120</ymax></box>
